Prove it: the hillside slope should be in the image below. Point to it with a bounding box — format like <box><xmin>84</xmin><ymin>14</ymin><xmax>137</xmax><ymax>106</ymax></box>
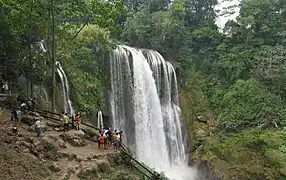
<box><xmin>0</xmin><ymin>107</ymin><xmax>140</xmax><ymax>180</ymax></box>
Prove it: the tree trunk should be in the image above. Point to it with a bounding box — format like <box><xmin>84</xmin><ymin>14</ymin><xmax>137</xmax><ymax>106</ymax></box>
<box><xmin>27</xmin><ymin>42</ymin><xmax>31</xmax><ymax>98</ymax></box>
<box><xmin>51</xmin><ymin>0</ymin><xmax>56</xmax><ymax>113</ymax></box>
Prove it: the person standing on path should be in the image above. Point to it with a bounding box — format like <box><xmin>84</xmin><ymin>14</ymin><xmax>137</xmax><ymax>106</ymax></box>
<box><xmin>11</xmin><ymin>108</ymin><xmax>19</xmax><ymax>127</ymax></box>
<box><xmin>35</xmin><ymin>118</ymin><xmax>41</xmax><ymax>137</ymax></box>
<box><xmin>98</xmin><ymin>134</ymin><xmax>105</xmax><ymax>150</ymax></box>
<box><xmin>119</xmin><ymin>130</ymin><xmax>123</xmax><ymax>149</ymax></box>
<box><xmin>75</xmin><ymin>113</ymin><xmax>81</xmax><ymax>131</ymax></box>
<box><xmin>63</xmin><ymin>113</ymin><xmax>70</xmax><ymax>132</ymax></box>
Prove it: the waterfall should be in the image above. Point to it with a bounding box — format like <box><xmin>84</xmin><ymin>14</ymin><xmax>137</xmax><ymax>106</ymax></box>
<box><xmin>36</xmin><ymin>40</ymin><xmax>47</xmax><ymax>53</ymax></box>
<box><xmin>143</xmin><ymin>50</ymin><xmax>185</xmax><ymax>163</ymax></box>
<box><xmin>109</xmin><ymin>45</ymin><xmax>197</xmax><ymax>180</ymax></box>
<box><xmin>97</xmin><ymin>110</ymin><xmax>103</xmax><ymax>129</ymax></box>
<box><xmin>55</xmin><ymin>61</ymin><xmax>75</xmax><ymax>116</ymax></box>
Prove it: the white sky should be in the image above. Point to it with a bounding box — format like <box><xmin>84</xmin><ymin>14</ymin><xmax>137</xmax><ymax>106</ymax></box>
<box><xmin>215</xmin><ymin>0</ymin><xmax>241</xmax><ymax>29</ymax></box>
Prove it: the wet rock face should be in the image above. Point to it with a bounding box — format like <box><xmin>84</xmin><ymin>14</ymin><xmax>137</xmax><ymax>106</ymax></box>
<box><xmin>196</xmin><ymin>160</ymin><xmax>221</xmax><ymax>180</ymax></box>
<box><xmin>60</xmin><ymin>130</ymin><xmax>86</xmax><ymax>147</ymax></box>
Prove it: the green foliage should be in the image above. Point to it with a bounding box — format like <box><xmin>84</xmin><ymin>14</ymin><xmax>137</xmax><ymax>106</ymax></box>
<box><xmin>202</xmin><ymin>130</ymin><xmax>286</xmax><ymax>179</ymax></box>
<box><xmin>217</xmin><ymin>79</ymin><xmax>286</xmax><ymax>132</ymax></box>
<box><xmin>44</xmin><ymin>142</ymin><xmax>54</xmax><ymax>153</ymax></box>
<box><xmin>2</xmin><ymin>151</ymin><xmax>11</xmax><ymax>161</ymax></box>
<box><xmin>0</xmin><ymin>0</ymin><xmax>125</xmax><ymax>118</ymax></box>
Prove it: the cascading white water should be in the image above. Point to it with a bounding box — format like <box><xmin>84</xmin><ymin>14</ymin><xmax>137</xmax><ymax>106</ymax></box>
<box><xmin>55</xmin><ymin>61</ymin><xmax>75</xmax><ymax>116</ymax></box>
<box><xmin>110</xmin><ymin>45</ymin><xmax>197</xmax><ymax>180</ymax></box>
<box><xmin>143</xmin><ymin>50</ymin><xmax>185</xmax><ymax>164</ymax></box>
<box><xmin>36</xmin><ymin>40</ymin><xmax>47</xmax><ymax>53</ymax></box>
<box><xmin>97</xmin><ymin>110</ymin><xmax>103</xmax><ymax>129</ymax></box>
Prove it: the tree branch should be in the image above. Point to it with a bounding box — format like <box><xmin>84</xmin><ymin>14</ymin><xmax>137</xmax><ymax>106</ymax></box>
<box><xmin>56</xmin><ymin>15</ymin><xmax>91</xmax><ymax>60</ymax></box>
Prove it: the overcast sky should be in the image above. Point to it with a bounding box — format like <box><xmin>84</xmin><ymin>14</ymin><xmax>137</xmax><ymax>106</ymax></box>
<box><xmin>215</xmin><ymin>0</ymin><xmax>241</xmax><ymax>29</ymax></box>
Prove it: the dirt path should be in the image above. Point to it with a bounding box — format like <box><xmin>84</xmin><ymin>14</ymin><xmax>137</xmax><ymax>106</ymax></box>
<box><xmin>59</xmin><ymin>138</ymin><xmax>117</xmax><ymax>159</ymax></box>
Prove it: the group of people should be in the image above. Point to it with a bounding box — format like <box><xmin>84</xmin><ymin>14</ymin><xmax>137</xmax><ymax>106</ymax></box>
<box><xmin>60</xmin><ymin>112</ymin><xmax>82</xmax><ymax>132</ymax></box>
<box><xmin>20</xmin><ymin>98</ymin><xmax>36</xmax><ymax>111</ymax></box>
<box><xmin>12</xmin><ymin>99</ymin><xmax>125</xmax><ymax>153</ymax></box>
<box><xmin>98</xmin><ymin>127</ymin><xmax>123</xmax><ymax>151</ymax></box>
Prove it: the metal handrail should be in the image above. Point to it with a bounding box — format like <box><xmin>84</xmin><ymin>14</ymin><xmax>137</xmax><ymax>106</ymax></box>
<box><xmin>120</xmin><ymin>145</ymin><xmax>156</xmax><ymax>176</ymax></box>
<box><xmin>13</xmin><ymin>106</ymin><xmax>165</xmax><ymax>179</ymax></box>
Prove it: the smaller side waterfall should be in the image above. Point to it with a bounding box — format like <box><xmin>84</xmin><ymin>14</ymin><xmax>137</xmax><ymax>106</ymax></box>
<box><xmin>33</xmin><ymin>85</ymin><xmax>51</xmax><ymax>110</ymax></box>
<box><xmin>36</xmin><ymin>40</ymin><xmax>47</xmax><ymax>53</ymax></box>
<box><xmin>55</xmin><ymin>61</ymin><xmax>75</xmax><ymax>116</ymax></box>
<box><xmin>97</xmin><ymin>110</ymin><xmax>103</xmax><ymax>129</ymax></box>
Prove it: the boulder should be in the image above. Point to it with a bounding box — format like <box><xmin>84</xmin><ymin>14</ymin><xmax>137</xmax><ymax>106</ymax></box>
<box><xmin>60</xmin><ymin>131</ymin><xmax>86</xmax><ymax>147</ymax></box>
<box><xmin>196</xmin><ymin>129</ymin><xmax>208</xmax><ymax>138</ymax></box>
<box><xmin>21</xmin><ymin>115</ymin><xmax>36</xmax><ymax>126</ymax></box>
<box><xmin>82</xmin><ymin>128</ymin><xmax>99</xmax><ymax>140</ymax></box>
<box><xmin>77</xmin><ymin>165</ymin><xmax>99</xmax><ymax>179</ymax></box>
<box><xmin>56</xmin><ymin>139</ymin><xmax>67</xmax><ymax>149</ymax></box>
<box><xmin>46</xmin><ymin>122</ymin><xmax>62</xmax><ymax>128</ymax></box>
<box><xmin>96</xmin><ymin>160</ymin><xmax>111</xmax><ymax>173</ymax></box>
<box><xmin>75</xmin><ymin>130</ymin><xmax>85</xmax><ymax>136</ymax></box>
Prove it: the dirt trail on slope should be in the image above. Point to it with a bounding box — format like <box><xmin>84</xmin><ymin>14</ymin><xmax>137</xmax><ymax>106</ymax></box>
<box><xmin>0</xmin><ymin>107</ymin><xmax>132</xmax><ymax>180</ymax></box>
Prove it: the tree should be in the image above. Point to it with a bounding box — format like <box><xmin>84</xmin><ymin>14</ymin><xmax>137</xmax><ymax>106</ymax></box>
<box><xmin>184</xmin><ymin>0</ymin><xmax>218</xmax><ymax>27</ymax></box>
<box><xmin>217</xmin><ymin>79</ymin><xmax>286</xmax><ymax>132</ymax></box>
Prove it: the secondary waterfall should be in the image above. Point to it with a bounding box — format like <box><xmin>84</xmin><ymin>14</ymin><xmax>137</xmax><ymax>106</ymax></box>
<box><xmin>109</xmin><ymin>45</ymin><xmax>196</xmax><ymax>180</ymax></box>
<box><xmin>97</xmin><ymin>110</ymin><xmax>103</xmax><ymax>129</ymax></box>
<box><xmin>55</xmin><ymin>61</ymin><xmax>75</xmax><ymax>116</ymax></box>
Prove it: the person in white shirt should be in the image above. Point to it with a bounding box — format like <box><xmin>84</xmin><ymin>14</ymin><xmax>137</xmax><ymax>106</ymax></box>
<box><xmin>35</xmin><ymin>118</ymin><xmax>41</xmax><ymax>137</ymax></box>
<box><xmin>2</xmin><ymin>82</ymin><xmax>8</xmax><ymax>93</ymax></box>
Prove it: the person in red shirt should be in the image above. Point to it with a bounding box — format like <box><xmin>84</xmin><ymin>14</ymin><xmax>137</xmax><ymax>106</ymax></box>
<box><xmin>75</xmin><ymin>113</ymin><xmax>81</xmax><ymax>131</ymax></box>
<box><xmin>98</xmin><ymin>134</ymin><xmax>105</xmax><ymax>150</ymax></box>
